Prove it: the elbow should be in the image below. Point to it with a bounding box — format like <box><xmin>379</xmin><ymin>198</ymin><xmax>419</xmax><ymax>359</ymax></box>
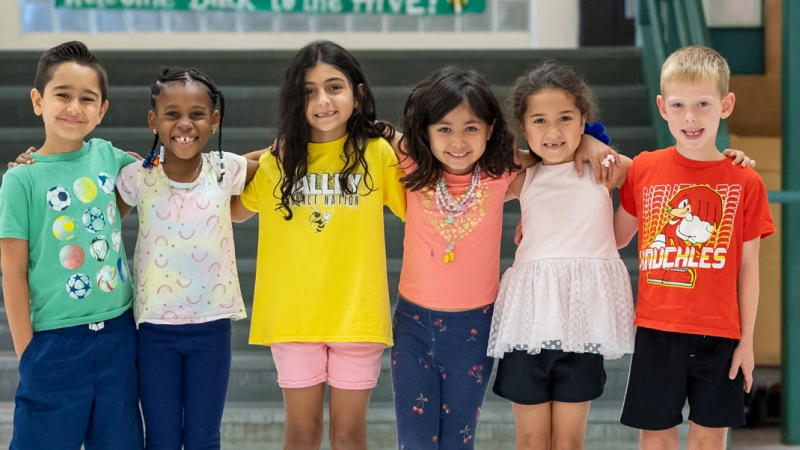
<box><xmin>615</xmin><ymin>233</ymin><xmax>633</xmax><ymax>249</ymax></box>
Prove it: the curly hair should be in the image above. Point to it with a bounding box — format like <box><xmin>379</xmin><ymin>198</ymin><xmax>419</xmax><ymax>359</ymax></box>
<box><xmin>510</xmin><ymin>60</ymin><xmax>598</xmax><ymax>133</ymax></box>
<box><xmin>399</xmin><ymin>66</ymin><xmax>518</xmax><ymax>192</ymax></box>
<box><xmin>273</xmin><ymin>40</ymin><xmax>393</xmax><ymax>220</ymax></box>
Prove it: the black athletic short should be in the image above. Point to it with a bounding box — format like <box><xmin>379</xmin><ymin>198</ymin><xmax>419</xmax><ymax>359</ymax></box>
<box><xmin>620</xmin><ymin>327</ymin><xmax>746</xmax><ymax>430</ymax></box>
<box><xmin>492</xmin><ymin>349</ymin><xmax>606</xmax><ymax>405</ymax></box>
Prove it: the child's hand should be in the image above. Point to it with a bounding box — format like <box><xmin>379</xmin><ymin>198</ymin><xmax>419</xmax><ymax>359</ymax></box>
<box><xmin>7</xmin><ymin>147</ymin><xmax>36</xmax><ymax>168</ymax></box>
<box><xmin>722</xmin><ymin>148</ymin><xmax>756</xmax><ymax>168</ymax></box>
<box><xmin>126</xmin><ymin>151</ymin><xmax>143</xmax><ymax>161</ymax></box>
<box><xmin>574</xmin><ymin>135</ymin><xmax>620</xmax><ymax>184</ymax></box>
<box><xmin>729</xmin><ymin>340</ymin><xmax>754</xmax><ymax>393</ymax></box>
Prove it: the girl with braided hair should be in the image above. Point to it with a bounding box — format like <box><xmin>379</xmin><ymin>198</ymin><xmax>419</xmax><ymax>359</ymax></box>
<box><xmin>116</xmin><ymin>67</ymin><xmax>257</xmax><ymax>449</ymax></box>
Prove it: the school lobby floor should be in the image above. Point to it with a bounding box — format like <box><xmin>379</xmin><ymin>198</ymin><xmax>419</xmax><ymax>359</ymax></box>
<box><xmin>733</xmin><ymin>426</ymin><xmax>800</xmax><ymax>450</ymax></box>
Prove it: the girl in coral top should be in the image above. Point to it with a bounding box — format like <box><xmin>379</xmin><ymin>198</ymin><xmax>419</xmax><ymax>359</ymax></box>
<box><xmin>388</xmin><ymin>66</ymin><xmax>613</xmax><ymax>449</ymax></box>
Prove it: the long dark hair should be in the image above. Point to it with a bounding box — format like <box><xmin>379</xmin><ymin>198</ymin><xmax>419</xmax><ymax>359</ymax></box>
<box><xmin>400</xmin><ymin>66</ymin><xmax>518</xmax><ymax>191</ymax></box>
<box><xmin>142</xmin><ymin>67</ymin><xmax>226</xmax><ymax>171</ymax></box>
<box><xmin>274</xmin><ymin>40</ymin><xmax>393</xmax><ymax>220</ymax></box>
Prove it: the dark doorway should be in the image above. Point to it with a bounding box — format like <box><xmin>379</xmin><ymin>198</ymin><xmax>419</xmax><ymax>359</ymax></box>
<box><xmin>579</xmin><ymin>0</ymin><xmax>636</xmax><ymax>46</ymax></box>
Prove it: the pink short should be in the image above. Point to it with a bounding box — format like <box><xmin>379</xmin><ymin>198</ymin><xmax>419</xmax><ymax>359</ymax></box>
<box><xmin>270</xmin><ymin>342</ymin><xmax>385</xmax><ymax>390</ymax></box>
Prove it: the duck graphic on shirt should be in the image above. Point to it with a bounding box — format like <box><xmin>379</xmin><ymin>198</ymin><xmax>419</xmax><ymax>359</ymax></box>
<box><xmin>646</xmin><ymin>185</ymin><xmax>724</xmax><ymax>288</ymax></box>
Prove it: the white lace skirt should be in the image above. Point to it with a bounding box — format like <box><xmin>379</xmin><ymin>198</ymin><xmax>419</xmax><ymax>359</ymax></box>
<box><xmin>487</xmin><ymin>258</ymin><xmax>635</xmax><ymax>360</ymax></box>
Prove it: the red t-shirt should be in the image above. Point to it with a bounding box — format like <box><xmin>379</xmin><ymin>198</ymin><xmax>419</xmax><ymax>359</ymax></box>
<box><xmin>620</xmin><ymin>147</ymin><xmax>775</xmax><ymax>339</ymax></box>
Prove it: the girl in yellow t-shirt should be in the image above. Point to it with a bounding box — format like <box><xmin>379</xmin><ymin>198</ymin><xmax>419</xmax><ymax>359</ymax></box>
<box><xmin>230</xmin><ymin>40</ymin><xmax>406</xmax><ymax>449</ymax></box>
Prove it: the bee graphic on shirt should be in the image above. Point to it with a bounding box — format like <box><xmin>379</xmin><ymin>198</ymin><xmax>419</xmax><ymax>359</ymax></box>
<box><xmin>309</xmin><ymin>208</ymin><xmax>331</xmax><ymax>233</ymax></box>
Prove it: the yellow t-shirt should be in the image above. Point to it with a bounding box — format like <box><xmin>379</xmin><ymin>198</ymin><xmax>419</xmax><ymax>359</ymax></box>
<box><xmin>240</xmin><ymin>136</ymin><xmax>406</xmax><ymax>346</ymax></box>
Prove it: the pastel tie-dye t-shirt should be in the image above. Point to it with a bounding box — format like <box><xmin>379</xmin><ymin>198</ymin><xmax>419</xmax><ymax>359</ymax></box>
<box><xmin>117</xmin><ymin>151</ymin><xmax>247</xmax><ymax>325</ymax></box>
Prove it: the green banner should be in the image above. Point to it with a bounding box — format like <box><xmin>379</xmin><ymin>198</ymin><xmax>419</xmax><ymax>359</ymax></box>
<box><xmin>55</xmin><ymin>0</ymin><xmax>484</xmax><ymax>14</ymax></box>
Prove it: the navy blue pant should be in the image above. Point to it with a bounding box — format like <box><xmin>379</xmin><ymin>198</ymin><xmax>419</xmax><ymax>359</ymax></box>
<box><xmin>11</xmin><ymin>309</ymin><xmax>143</xmax><ymax>450</ymax></box>
<box><xmin>137</xmin><ymin>319</ymin><xmax>232</xmax><ymax>450</ymax></box>
<box><xmin>391</xmin><ymin>297</ymin><xmax>495</xmax><ymax>449</ymax></box>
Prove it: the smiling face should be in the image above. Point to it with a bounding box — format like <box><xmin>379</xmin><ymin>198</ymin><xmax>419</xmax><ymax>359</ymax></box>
<box><xmin>657</xmin><ymin>80</ymin><xmax>735</xmax><ymax>158</ymax></box>
<box><xmin>426</xmin><ymin>101</ymin><xmax>494</xmax><ymax>175</ymax></box>
<box><xmin>304</xmin><ymin>62</ymin><xmax>358</xmax><ymax>143</ymax></box>
<box><xmin>148</xmin><ymin>80</ymin><xmax>220</xmax><ymax>162</ymax></box>
<box><xmin>521</xmin><ymin>88</ymin><xmax>586</xmax><ymax>165</ymax></box>
<box><xmin>31</xmin><ymin>62</ymin><xmax>109</xmax><ymax>154</ymax></box>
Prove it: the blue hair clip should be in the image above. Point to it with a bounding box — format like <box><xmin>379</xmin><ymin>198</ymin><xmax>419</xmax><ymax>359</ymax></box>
<box><xmin>584</xmin><ymin>122</ymin><xmax>610</xmax><ymax>145</ymax></box>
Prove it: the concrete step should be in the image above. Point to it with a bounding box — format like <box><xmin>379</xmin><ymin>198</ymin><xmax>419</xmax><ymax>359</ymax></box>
<box><xmin>0</xmin><ymin>348</ymin><xmax>633</xmax><ymax>403</ymax></box>
<box><xmin>0</xmin><ymin>84</ymin><xmax>651</xmax><ymax>129</ymax></box>
<box><xmin>0</xmin><ymin>399</ymin><xmax>674</xmax><ymax>449</ymax></box>
<box><xmin>0</xmin><ymin>125</ymin><xmax>656</xmax><ymax>167</ymax></box>
<box><xmin>0</xmin><ymin>48</ymin><xmax>643</xmax><ymax>87</ymax></box>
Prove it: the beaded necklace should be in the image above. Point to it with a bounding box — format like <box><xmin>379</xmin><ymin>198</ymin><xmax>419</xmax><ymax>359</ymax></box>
<box><xmin>434</xmin><ymin>165</ymin><xmax>481</xmax><ymax>263</ymax></box>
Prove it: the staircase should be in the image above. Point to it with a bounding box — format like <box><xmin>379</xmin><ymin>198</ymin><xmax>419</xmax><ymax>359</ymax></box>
<box><xmin>0</xmin><ymin>47</ymin><xmax>656</xmax><ymax>448</ymax></box>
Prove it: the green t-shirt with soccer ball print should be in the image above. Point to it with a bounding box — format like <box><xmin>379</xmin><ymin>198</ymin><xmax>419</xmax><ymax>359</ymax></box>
<box><xmin>0</xmin><ymin>139</ymin><xmax>138</xmax><ymax>332</ymax></box>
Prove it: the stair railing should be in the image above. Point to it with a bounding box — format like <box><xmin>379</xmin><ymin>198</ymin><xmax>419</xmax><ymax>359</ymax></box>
<box><xmin>635</xmin><ymin>0</ymin><xmax>730</xmax><ymax>151</ymax></box>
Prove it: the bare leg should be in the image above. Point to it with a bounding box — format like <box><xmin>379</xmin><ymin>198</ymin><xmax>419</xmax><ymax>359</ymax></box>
<box><xmin>687</xmin><ymin>422</ymin><xmax>727</xmax><ymax>450</ymax></box>
<box><xmin>550</xmin><ymin>401</ymin><xmax>591</xmax><ymax>450</ymax></box>
<box><xmin>282</xmin><ymin>383</ymin><xmax>326</xmax><ymax>450</ymax></box>
<box><xmin>511</xmin><ymin>402</ymin><xmax>552</xmax><ymax>450</ymax></box>
<box><xmin>328</xmin><ymin>386</ymin><xmax>372</xmax><ymax>450</ymax></box>
<box><xmin>640</xmin><ymin>427</ymin><xmax>680</xmax><ymax>450</ymax></box>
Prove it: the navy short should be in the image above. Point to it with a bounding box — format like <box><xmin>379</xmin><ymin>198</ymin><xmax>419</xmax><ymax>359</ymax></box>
<box><xmin>620</xmin><ymin>327</ymin><xmax>745</xmax><ymax>430</ymax></box>
<box><xmin>493</xmin><ymin>349</ymin><xmax>606</xmax><ymax>405</ymax></box>
<box><xmin>10</xmin><ymin>309</ymin><xmax>143</xmax><ymax>450</ymax></box>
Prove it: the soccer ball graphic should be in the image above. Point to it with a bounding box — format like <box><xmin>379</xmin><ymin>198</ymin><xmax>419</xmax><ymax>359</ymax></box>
<box><xmin>96</xmin><ymin>265</ymin><xmax>118</xmax><ymax>292</ymax></box>
<box><xmin>53</xmin><ymin>216</ymin><xmax>76</xmax><ymax>241</ymax></box>
<box><xmin>59</xmin><ymin>244</ymin><xmax>85</xmax><ymax>270</ymax></box>
<box><xmin>73</xmin><ymin>177</ymin><xmax>97</xmax><ymax>203</ymax></box>
<box><xmin>46</xmin><ymin>186</ymin><xmax>71</xmax><ymax>211</ymax></box>
<box><xmin>66</xmin><ymin>273</ymin><xmax>92</xmax><ymax>299</ymax></box>
<box><xmin>117</xmin><ymin>257</ymin><xmax>128</xmax><ymax>282</ymax></box>
<box><xmin>111</xmin><ymin>229</ymin><xmax>122</xmax><ymax>252</ymax></box>
<box><xmin>89</xmin><ymin>236</ymin><xmax>110</xmax><ymax>262</ymax></box>
<box><xmin>82</xmin><ymin>207</ymin><xmax>105</xmax><ymax>233</ymax></box>
<box><xmin>97</xmin><ymin>172</ymin><xmax>115</xmax><ymax>195</ymax></box>
<box><xmin>107</xmin><ymin>201</ymin><xmax>116</xmax><ymax>225</ymax></box>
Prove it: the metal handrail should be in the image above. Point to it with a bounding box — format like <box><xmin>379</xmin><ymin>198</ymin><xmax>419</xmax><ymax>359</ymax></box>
<box><xmin>636</xmin><ymin>0</ymin><xmax>729</xmax><ymax>150</ymax></box>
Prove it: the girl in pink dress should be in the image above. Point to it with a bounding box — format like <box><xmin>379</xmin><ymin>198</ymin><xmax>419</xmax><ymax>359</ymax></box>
<box><xmin>486</xmin><ymin>61</ymin><xmax>634</xmax><ymax>450</ymax></box>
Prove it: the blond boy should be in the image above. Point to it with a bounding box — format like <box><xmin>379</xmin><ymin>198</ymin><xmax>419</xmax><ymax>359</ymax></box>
<box><xmin>613</xmin><ymin>46</ymin><xmax>775</xmax><ymax>449</ymax></box>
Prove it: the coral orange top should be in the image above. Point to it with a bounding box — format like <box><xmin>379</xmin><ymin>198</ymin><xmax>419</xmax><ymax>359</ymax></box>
<box><xmin>399</xmin><ymin>162</ymin><xmax>516</xmax><ymax>310</ymax></box>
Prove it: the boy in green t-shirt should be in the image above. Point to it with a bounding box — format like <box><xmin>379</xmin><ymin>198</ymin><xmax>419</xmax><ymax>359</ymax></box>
<box><xmin>0</xmin><ymin>41</ymin><xmax>143</xmax><ymax>449</ymax></box>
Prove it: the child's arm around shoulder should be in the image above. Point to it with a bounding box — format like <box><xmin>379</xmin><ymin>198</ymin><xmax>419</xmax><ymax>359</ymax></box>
<box><xmin>245</xmin><ymin>159</ymin><xmax>259</xmax><ymax>185</ymax></box>
<box><xmin>730</xmin><ymin>237</ymin><xmax>761</xmax><ymax>393</ymax></box>
<box><xmin>231</xmin><ymin>151</ymin><xmax>271</xmax><ymax>223</ymax></box>
<box><xmin>0</xmin><ymin>239</ymin><xmax>32</xmax><ymax>359</ymax></box>
<box><xmin>505</xmin><ymin>169</ymin><xmax>526</xmax><ymax>201</ymax></box>
<box><xmin>115</xmin><ymin>161</ymin><xmax>141</xmax><ymax>219</ymax></box>
<box><xmin>611</xmin><ymin>154</ymin><xmax>637</xmax><ymax>249</ymax></box>
<box><xmin>605</xmin><ymin>155</ymin><xmax>632</xmax><ymax>192</ymax></box>
<box><xmin>613</xmin><ymin>207</ymin><xmax>638</xmax><ymax>249</ymax></box>
<box><xmin>379</xmin><ymin>137</ymin><xmax>407</xmax><ymax>221</ymax></box>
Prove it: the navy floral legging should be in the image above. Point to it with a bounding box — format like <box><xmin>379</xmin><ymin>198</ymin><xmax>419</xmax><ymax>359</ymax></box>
<box><xmin>391</xmin><ymin>297</ymin><xmax>495</xmax><ymax>450</ymax></box>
